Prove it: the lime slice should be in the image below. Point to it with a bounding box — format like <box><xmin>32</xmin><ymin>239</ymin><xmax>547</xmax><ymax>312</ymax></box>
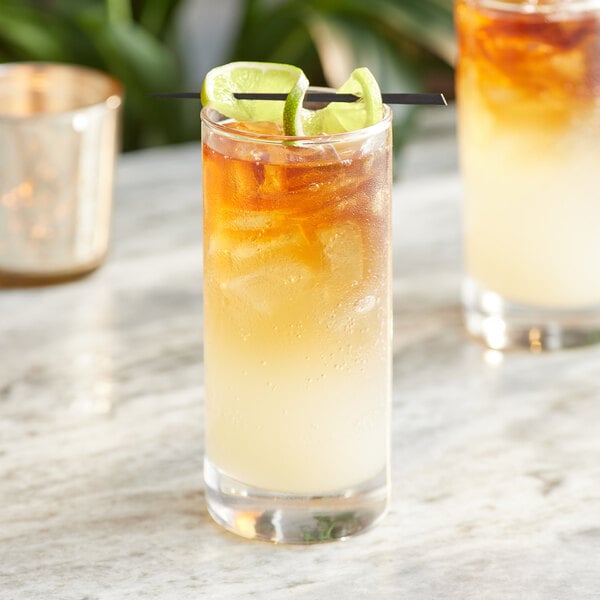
<box><xmin>202</xmin><ymin>62</ymin><xmax>384</xmax><ymax>136</ymax></box>
<box><xmin>283</xmin><ymin>79</ymin><xmax>330</xmax><ymax>136</ymax></box>
<box><xmin>201</xmin><ymin>61</ymin><xmax>304</xmax><ymax>124</ymax></box>
<box><xmin>282</xmin><ymin>71</ymin><xmax>309</xmax><ymax>136</ymax></box>
<box><xmin>317</xmin><ymin>67</ymin><xmax>383</xmax><ymax>135</ymax></box>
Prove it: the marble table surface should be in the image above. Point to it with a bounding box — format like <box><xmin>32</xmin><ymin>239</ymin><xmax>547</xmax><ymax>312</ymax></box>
<box><xmin>1</xmin><ymin>107</ymin><xmax>599</xmax><ymax>599</ymax></box>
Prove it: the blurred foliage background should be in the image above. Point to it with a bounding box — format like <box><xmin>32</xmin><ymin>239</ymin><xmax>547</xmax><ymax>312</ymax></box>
<box><xmin>0</xmin><ymin>0</ymin><xmax>456</xmax><ymax>152</ymax></box>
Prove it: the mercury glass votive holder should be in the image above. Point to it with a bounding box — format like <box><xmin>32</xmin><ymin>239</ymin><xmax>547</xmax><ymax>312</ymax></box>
<box><xmin>0</xmin><ymin>62</ymin><xmax>123</xmax><ymax>285</ymax></box>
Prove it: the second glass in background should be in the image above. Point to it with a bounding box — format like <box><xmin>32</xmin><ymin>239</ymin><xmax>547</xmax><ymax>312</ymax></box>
<box><xmin>455</xmin><ymin>0</ymin><xmax>600</xmax><ymax>350</ymax></box>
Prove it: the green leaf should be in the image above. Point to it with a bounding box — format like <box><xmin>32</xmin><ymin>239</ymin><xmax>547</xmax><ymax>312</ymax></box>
<box><xmin>229</xmin><ymin>0</ymin><xmax>455</xmax><ymax>88</ymax></box>
<box><xmin>306</xmin><ymin>0</ymin><xmax>456</xmax><ymax>65</ymax></box>
<box><xmin>138</xmin><ymin>0</ymin><xmax>183</xmax><ymax>38</ymax></box>
<box><xmin>95</xmin><ymin>22</ymin><xmax>180</xmax><ymax>90</ymax></box>
<box><xmin>232</xmin><ymin>5</ymin><xmax>306</xmax><ymax>61</ymax></box>
<box><xmin>0</xmin><ymin>2</ymin><xmax>69</xmax><ymax>60</ymax></box>
<box><xmin>106</xmin><ymin>0</ymin><xmax>133</xmax><ymax>25</ymax></box>
<box><xmin>77</xmin><ymin>14</ymin><xmax>189</xmax><ymax>148</ymax></box>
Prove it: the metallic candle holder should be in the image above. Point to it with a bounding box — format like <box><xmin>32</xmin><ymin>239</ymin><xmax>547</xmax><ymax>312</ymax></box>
<box><xmin>0</xmin><ymin>63</ymin><xmax>123</xmax><ymax>285</ymax></box>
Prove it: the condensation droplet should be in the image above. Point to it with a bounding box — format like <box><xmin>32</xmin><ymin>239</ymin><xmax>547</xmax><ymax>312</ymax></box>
<box><xmin>355</xmin><ymin>295</ymin><xmax>376</xmax><ymax>314</ymax></box>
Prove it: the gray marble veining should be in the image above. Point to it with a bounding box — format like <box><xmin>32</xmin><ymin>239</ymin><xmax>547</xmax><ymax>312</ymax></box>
<box><xmin>1</xmin><ymin>107</ymin><xmax>599</xmax><ymax>599</ymax></box>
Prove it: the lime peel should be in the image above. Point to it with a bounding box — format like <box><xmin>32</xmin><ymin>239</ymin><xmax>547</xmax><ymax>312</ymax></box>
<box><xmin>316</xmin><ymin>68</ymin><xmax>383</xmax><ymax>135</ymax></box>
<box><xmin>283</xmin><ymin>71</ymin><xmax>309</xmax><ymax>136</ymax></box>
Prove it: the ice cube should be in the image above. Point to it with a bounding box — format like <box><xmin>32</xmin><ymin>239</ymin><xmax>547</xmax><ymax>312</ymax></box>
<box><xmin>232</xmin><ymin>158</ymin><xmax>265</xmax><ymax>201</ymax></box>
<box><xmin>229</xmin><ymin>230</ymin><xmax>298</xmax><ymax>263</ymax></box>
<box><xmin>220</xmin><ymin>260</ymin><xmax>314</xmax><ymax>315</ymax></box>
<box><xmin>317</xmin><ymin>221</ymin><xmax>364</xmax><ymax>285</ymax></box>
<box><xmin>207</xmin><ymin>229</ymin><xmax>233</xmax><ymax>258</ymax></box>
<box><xmin>229</xmin><ymin>210</ymin><xmax>283</xmax><ymax>232</ymax></box>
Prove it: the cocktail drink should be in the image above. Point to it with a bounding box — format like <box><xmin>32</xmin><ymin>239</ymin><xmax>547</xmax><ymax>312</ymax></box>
<box><xmin>455</xmin><ymin>0</ymin><xmax>600</xmax><ymax>350</ymax></box>
<box><xmin>201</xmin><ymin>95</ymin><xmax>392</xmax><ymax>542</ymax></box>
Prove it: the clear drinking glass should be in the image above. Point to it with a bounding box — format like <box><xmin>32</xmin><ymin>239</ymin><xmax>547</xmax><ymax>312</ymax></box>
<box><xmin>455</xmin><ymin>0</ymin><xmax>600</xmax><ymax>350</ymax></box>
<box><xmin>201</xmin><ymin>104</ymin><xmax>393</xmax><ymax>543</ymax></box>
<box><xmin>0</xmin><ymin>63</ymin><xmax>123</xmax><ymax>285</ymax></box>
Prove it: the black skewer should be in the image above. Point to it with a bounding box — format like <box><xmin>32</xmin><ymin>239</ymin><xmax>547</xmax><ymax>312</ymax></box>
<box><xmin>148</xmin><ymin>91</ymin><xmax>447</xmax><ymax>106</ymax></box>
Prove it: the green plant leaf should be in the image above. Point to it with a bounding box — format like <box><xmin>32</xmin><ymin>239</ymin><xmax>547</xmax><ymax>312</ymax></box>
<box><xmin>0</xmin><ymin>1</ymin><xmax>70</xmax><ymax>61</ymax></box>
<box><xmin>96</xmin><ymin>23</ymin><xmax>180</xmax><ymax>90</ymax></box>
<box><xmin>80</xmin><ymin>15</ymin><xmax>188</xmax><ymax>148</ymax></box>
<box><xmin>106</xmin><ymin>0</ymin><xmax>133</xmax><ymax>24</ymax></box>
<box><xmin>138</xmin><ymin>0</ymin><xmax>183</xmax><ymax>38</ymax></box>
<box><xmin>229</xmin><ymin>0</ymin><xmax>455</xmax><ymax>88</ymax></box>
<box><xmin>306</xmin><ymin>0</ymin><xmax>456</xmax><ymax>65</ymax></box>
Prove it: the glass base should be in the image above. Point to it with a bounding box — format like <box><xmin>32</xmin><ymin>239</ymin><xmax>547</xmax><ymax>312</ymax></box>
<box><xmin>462</xmin><ymin>277</ymin><xmax>600</xmax><ymax>351</ymax></box>
<box><xmin>204</xmin><ymin>458</ymin><xmax>389</xmax><ymax>544</ymax></box>
<box><xmin>0</xmin><ymin>257</ymin><xmax>104</xmax><ymax>287</ymax></box>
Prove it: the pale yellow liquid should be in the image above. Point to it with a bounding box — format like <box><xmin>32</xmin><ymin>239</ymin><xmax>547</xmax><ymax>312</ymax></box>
<box><xmin>460</xmin><ymin>100</ymin><xmax>600</xmax><ymax>308</ymax></box>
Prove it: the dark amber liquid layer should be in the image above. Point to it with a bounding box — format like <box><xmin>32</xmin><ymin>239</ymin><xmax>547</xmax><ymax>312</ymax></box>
<box><xmin>455</xmin><ymin>0</ymin><xmax>600</xmax><ymax>125</ymax></box>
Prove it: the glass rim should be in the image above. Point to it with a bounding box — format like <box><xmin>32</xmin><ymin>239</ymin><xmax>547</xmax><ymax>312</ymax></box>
<box><xmin>461</xmin><ymin>0</ymin><xmax>600</xmax><ymax>14</ymax></box>
<box><xmin>201</xmin><ymin>103</ymin><xmax>393</xmax><ymax>146</ymax></box>
<box><xmin>0</xmin><ymin>62</ymin><xmax>124</xmax><ymax>121</ymax></box>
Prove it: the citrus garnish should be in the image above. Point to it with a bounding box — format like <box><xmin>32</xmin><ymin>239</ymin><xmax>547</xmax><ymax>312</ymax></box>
<box><xmin>283</xmin><ymin>68</ymin><xmax>383</xmax><ymax>136</ymax></box>
<box><xmin>282</xmin><ymin>71</ymin><xmax>309</xmax><ymax>136</ymax></box>
<box><xmin>316</xmin><ymin>68</ymin><xmax>383</xmax><ymax>135</ymax></box>
<box><xmin>201</xmin><ymin>61</ymin><xmax>304</xmax><ymax>124</ymax></box>
<box><xmin>201</xmin><ymin>62</ymin><xmax>383</xmax><ymax>135</ymax></box>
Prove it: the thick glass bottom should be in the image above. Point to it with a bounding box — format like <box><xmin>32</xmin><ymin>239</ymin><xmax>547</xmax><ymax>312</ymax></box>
<box><xmin>204</xmin><ymin>458</ymin><xmax>389</xmax><ymax>544</ymax></box>
<box><xmin>0</xmin><ymin>257</ymin><xmax>105</xmax><ymax>287</ymax></box>
<box><xmin>462</xmin><ymin>277</ymin><xmax>600</xmax><ymax>351</ymax></box>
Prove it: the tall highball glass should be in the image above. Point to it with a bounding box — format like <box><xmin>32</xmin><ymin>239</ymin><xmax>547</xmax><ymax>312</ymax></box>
<box><xmin>201</xmin><ymin>104</ymin><xmax>393</xmax><ymax>543</ymax></box>
<box><xmin>456</xmin><ymin>0</ymin><xmax>600</xmax><ymax>350</ymax></box>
